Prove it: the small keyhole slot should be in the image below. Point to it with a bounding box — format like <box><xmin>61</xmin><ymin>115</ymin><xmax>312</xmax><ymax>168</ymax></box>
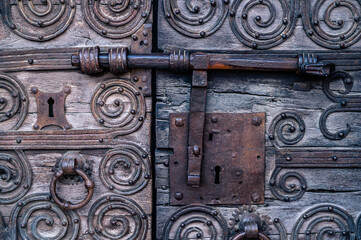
<box><xmin>214</xmin><ymin>166</ymin><xmax>221</xmax><ymax>184</ymax></box>
<box><xmin>47</xmin><ymin>97</ymin><xmax>55</xmax><ymax>117</ymax></box>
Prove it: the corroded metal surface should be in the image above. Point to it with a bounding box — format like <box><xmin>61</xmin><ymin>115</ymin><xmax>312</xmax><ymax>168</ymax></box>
<box><xmin>169</xmin><ymin>112</ymin><xmax>265</xmax><ymax>205</ymax></box>
<box><xmin>32</xmin><ymin>86</ymin><xmax>72</xmax><ymax>130</ymax></box>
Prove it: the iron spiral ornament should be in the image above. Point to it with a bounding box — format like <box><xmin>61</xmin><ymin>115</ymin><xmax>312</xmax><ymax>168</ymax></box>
<box><xmin>0</xmin><ymin>151</ymin><xmax>32</xmax><ymax>204</ymax></box>
<box><xmin>1</xmin><ymin>0</ymin><xmax>76</xmax><ymax>41</ymax></box>
<box><xmin>9</xmin><ymin>193</ymin><xmax>80</xmax><ymax>240</ymax></box>
<box><xmin>91</xmin><ymin>79</ymin><xmax>146</xmax><ymax>132</ymax></box>
<box><xmin>83</xmin><ymin>0</ymin><xmax>151</xmax><ymax>38</ymax></box>
<box><xmin>0</xmin><ymin>72</ymin><xmax>28</xmax><ymax>130</ymax></box>
<box><xmin>163</xmin><ymin>0</ymin><xmax>229</xmax><ymax>38</ymax></box>
<box><xmin>291</xmin><ymin>204</ymin><xmax>356</xmax><ymax>240</ymax></box>
<box><xmin>162</xmin><ymin>205</ymin><xmax>229</xmax><ymax>240</ymax></box>
<box><xmin>302</xmin><ymin>0</ymin><xmax>361</xmax><ymax>49</ymax></box>
<box><xmin>87</xmin><ymin>195</ymin><xmax>148</xmax><ymax>240</ymax></box>
<box><xmin>99</xmin><ymin>144</ymin><xmax>150</xmax><ymax>195</ymax></box>
<box><xmin>229</xmin><ymin>0</ymin><xmax>297</xmax><ymax>49</ymax></box>
<box><xmin>268</xmin><ymin>111</ymin><xmax>306</xmax><ymax>146</ymax></box>
<box><xmin>269</xmin><ymin>167</ymin><xmax>307</xmax><ymax>202</ymax></box>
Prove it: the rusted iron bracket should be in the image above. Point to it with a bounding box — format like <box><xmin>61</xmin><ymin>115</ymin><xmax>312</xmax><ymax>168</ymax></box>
<box><xmin>170</xmin><ymin>112</ymin><xmax>265</xmax><ymax>205</ymax></box>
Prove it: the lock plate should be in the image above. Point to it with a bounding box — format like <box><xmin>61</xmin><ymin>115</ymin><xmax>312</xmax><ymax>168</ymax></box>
<box><xmin>169</xmin><ymin>112</ymin><xmax>265</xmax><ymax>205</ymax></box>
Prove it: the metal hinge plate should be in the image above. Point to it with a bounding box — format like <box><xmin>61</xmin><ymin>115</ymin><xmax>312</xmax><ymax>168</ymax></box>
<box><xmin>169</xmin><ymin>112</ymin><xmax>266</xmax><ymax>205</ymax></box>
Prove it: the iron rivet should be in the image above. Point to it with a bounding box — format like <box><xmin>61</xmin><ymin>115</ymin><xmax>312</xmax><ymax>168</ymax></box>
<box><xmin>109</xmin><ymin>185</ymin><xmax>114</xmax><ymax>190</ymax></box>
<box><xmin>230</xmin><ymin>11</ymin><xmax>235</xmax><ymax>17</ymax></box>
<box><xmin>141</xmin><ymin>12</ymin><xmax>148</xmax><ymax>18</ymax></box>
<box><xmin>131</xmin><ymin>109</ymin><xmax>136</xmax><ymax>114</ymax></box>
<box><xmin>132</xmin><ymin>35</ymin><xmax>138</xmax><ymax>41</ymax></box>
<box><xmin>274</xmin><ymin>218</ymin><xmax>279</xmax><ymax>223</ymax></box>
<box><xmin>28</xmin><ymin>59</ymin><xmax>33</xmax><ymax>64</ymax></box>
<box><xmin>289</xmin><ymin>126</ymin><xmax>296</xmax><ymax>132</ymax></box>
<box><xmin>286</xmin><ymin>156</ymin><xmax>292</xmax><ymax>161</ymax></box>
<box><xmin>38</xmin><ymin>35</ymin><xmax>44</xmax><ymax>40</ymax></box>
<box><xmin>251</xmin><ymin>192</ymin><xmax>261</xmax><ymax>202</ymax></box>
<box><xmin>31</xmin><ymin>87</ymin><xmax>38</xmax><ymax>94</ymax></box>
<box><xmin>100</xmin><ymin>84</ymin><xmax>105</xmax><ymax>89</ymax></box>
<box><xmin>99</xmin><ymin>138</ymin><xmax>104</xmax><ymax>143</ymax></box>
<box><xmin>133</xmin><ymin>76</ymin><xmax>139</xmax><ymax>82</ymax></box>
<box><xmin>10</xmin><ymin>24</ymin><xmax>16</xmax><ymax>30</ymax></box>
<box><xmin>174</xmin><ymin>192</ymin><xmax>183</xmax><ymax>200</ymax></box>
<box><xmin>65</xmin><ymin>125</ymin><xmax>70</xmax><ymax>130</ymax></box>
<box><xmin>252</xmin><ymin>116</ymin><xmax>262</xmax><ymax>126</ymax></box>
<box><xmin>332</xmin><ymin>156</ymin><xmax>338</xmax><ymax>161</ymax></box>
<box><xmin>242</xmin><ymin>13</ymin><xmax>247</xmax><ymax>19</ymax></box>
<box><xmin>144</xmin><ymin>174</ymin><xmax>150</xmax><ymax>179</ymax></box>
<box><xmin>133</xmin><ymin>4</ymin><xmax>139</xmax><ymax>9</ymax></box>
<box><xmin>138</xmin><ymin>117</ymin><xmax>144</xmax><ymax>121</ymax></box>
<box><xmin>99</xmin><ymin>119</ymin><xmax>105</xmax><ymax>124</ymax></box>
<box><xmin>16</xmin><ymin>139</ymin><xmax>21</xmax><ymax>144</ymax></box>
<box><xmin>200</xmin><ymin>31</ymin><xmax>206</xmax><ymax>37</ymax></box>
<box><xmin>206</xmin><ymin>220</ymin><xmax>212</xmax><ymax>226</ymax></box>
<box><xmin>102</xmin><ymin>30</ymin><xmax>107</xmax><ymax>35</ymax></box>
<box><xmin>223</xmin><ymin>0</ymin><xmax>229</xmax><ymax>4</ymax></box>
<box><xmin>175</xmin><ymin>118</ymin><xmax>184</xmax><ymax>127</ymax></box>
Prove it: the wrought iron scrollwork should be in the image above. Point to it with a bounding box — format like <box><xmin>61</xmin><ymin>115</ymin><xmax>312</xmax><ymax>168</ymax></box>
<box><xmin>87</xmin><ymin>195</ymin><xmax>148</xmax><ymax>240</ymax></box>
<box><xmin>291</xmin><ymin>204</ymin><xmax>356</xmax><ymax>239</ymax></box>
<box><xmin>8</xmin><ymin>193</ymin><xmax>80</xmax><ymax>240</ymax></box>
<box><xmin>320</xmin><ymin>71</ymin><xmax>361</xmax><ymax>140</ymax></box>
<box><xmin>0</xmin><ymin>73</ymin><xmax>28</xmax><ymax>130</ymax></box>
<box><xmin>268</xmin><ymin>111</ymin><xmax>306</xmax><ymax>146</ymax></box>
<box><xmin>269</xmin><ymin>167</ymin><xmax>307</xmax><ymax>202</ymax></box>
<box><xmin>91</xmin><ymin>79</ymin><xmax>146</xmax><ymax>131</ymax></box>
<box><xmin>1</xmin><ymin>0</ymin><xmax>76</xmax><ymax>41</ymax></box>
<box><xmin>0</xmin><ymin>151</ymin><xmax>32</xmax><ymax>204</ymax></box>
<box><xmin>229</xmin><ymin>0</ymin><xmax>297</xmax><ymax>49</ymax></box>
<box><xmin>163</xmin><ymin>0</ymin><xmax>229</xmax><ymax>38</ymax></box>
<box><xmin>302</xmin><ymin>0</ymin><xmax>361</xmax><ymax>49</ymax></box>
<box><xmin>162</xmin><ymin>205</ymin><xmax>229</xmax><ymax>240</ymax></box>
<box><xmin>99</xmin><ymin>144</ymin><xmax>150</xmax><ymax>195</ymax></box>
<box><xmin>83</xmin><ymin>0</ymin><xmax>151</xmax><ymax>39</ymax></box>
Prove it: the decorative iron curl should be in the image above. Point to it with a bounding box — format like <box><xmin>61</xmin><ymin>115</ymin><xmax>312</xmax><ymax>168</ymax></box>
<box><xmin>9</xmin><ymin>193</ymin><xmax>80</xmax><ymax>240</ymax></box>
<box><xmin>269</xmin><ymin>167</ymin><xmax>307</xmax><ymax>202</ymax></box>
<box><xmin>162</xmin><ymin>205</ymin><xmax>229</xmax><ymax>240</ymax></box>
<box><xmin>268</xmin><ymin>111</ymin><xmax>306</xmax><ymax>146</ymax></box>
<box><xmin>0</xmin><ymin>72</ymin><xmax>28</xmax><ymax>130</ymax></box>
<box><xmin>91</xmin><ymin>79</ymin><xmax>146</xmax><ymax>132</ymax></box>
<box><xmin>1</xmin><ymin>0</ymin><xmax>76</xmax><ymax>41</ymax></box>
<box><xmin>229</xmin><ymin>0</ymin><xmax>297</xmax><ymax>49</ymax></box>
<box><xmin>291</xmin><ymin>204</ymin><xmax>356</xmax><ymax>240</ymax></box>
<box><xmin>0</xmin><ymin>151</ymin><xmax>32</xmax><ymax>204</ymax></box>
<box><xmin>302</xmin><ymin>0</ymin><xmax>361</xmax><ymax>49</ymax></box>
<box><xmin>87</xmin><ymin>195</ymin><xmax>148</xmax><ymax>240</ymax></box>
<box><xmin>163</xmin><ymin>0</ymin><xmax>229</xmax><ymax>38</ymax></box>
<box><xmin>83</xmin><ymin>0</ymin><xmax>151</xmax><ymax>38</ymax></box>
<box><xmin>320</xmin><ymin>71</ymin><xmax>361</xmax><ymax>140</ymax></box>
<box><xmin>99</xmin><ymin>144</ymin><xmax>150</xmax><ymax>195</ymax></box>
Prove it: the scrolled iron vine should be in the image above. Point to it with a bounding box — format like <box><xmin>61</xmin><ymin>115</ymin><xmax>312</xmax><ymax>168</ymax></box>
<box><xmin>269</xmin><ymin>167</ymin><xmax>307</xmax><ymax>202</ymax></box>
<box><xmin>91</xmin><ymin>79</ymin><xmax>146</xmax><ymax>131</ymax></box>
<box><xmin>320</xmin><ymin>71</ymin><xmax>361</xmax><ymax>140</ymax></box>
<box><xmin>229</xmin><ymin>0</ymin><xmax>297</xmax><ymax>49</ymax></box>
<box><xmin>87</xmin><ymin>195</ymin><xmax>148</xmax><ymax>240</ymax></box>
<box><xmin>302</xmin><ymin>0</ymin><xmax>361</xmax><ymax>49</ymax></box>
<box><xmin>0</xmin><ymin>151</ymin><xmax>32</xmax><ymax>204</ymax></box>
<box><xmin>291</xmin><ymin>204</ymin><xmax>356</xmax><ymax>239</ymax></box>
<box><xmin>99</xmin><ymin>144</ymin><xmax>151</xmax><ymax>195</ymax></box>
<box><xmin>8</xmin><ymin>193</ymin><xmax>80</xmax><ymax>240</ymax></box>
<box><xmin>0</xmin><ymin>72</ymin><xmax>28</xmax><ymax>130</ymax></box>
<box><xmin>83</xmin><ymin>0</ymin><xmax>151</xmax><ymax>38</ymax></box>
<box><xmin>268</xmin><ymin>111</ymin><xmax>306</xmax><ymax>146</ymax></box>
<box><xmin>1</xmin><ymin>0</ymin><xmax>76</xmax><ymax>41</ymax></box>
<box><xmin>162</xmin><ymin>205</ymin><xmax>229</xmax><ymax>240</ymax></box>
<box><xmin>163</xmin><ymin>0</ymin><xmax>229</xmax><ymax>38</ymax></box>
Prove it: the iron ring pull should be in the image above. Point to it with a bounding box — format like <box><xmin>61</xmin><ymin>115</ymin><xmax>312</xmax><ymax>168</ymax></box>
<box><xmin>231</xmin><ymin>232</ymin><xmax>270</xmax><ymax>240</ymax></box>
<box><xmin>50</xmin><ymin>158</ymin><xmax>95</xmax><ymax>210</ymax></box>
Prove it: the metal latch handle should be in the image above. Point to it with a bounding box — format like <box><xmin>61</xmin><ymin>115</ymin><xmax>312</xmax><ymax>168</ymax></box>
<box><xmin>50</xmin><ymin>158</ymin><xmax>94</xmax><ymax>210</ymax></box>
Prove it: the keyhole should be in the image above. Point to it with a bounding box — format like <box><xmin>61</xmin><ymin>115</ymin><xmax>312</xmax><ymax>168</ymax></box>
<box><xmin>214</xmin><ymin>166</ymin><xmax>221</xmax><ymax>184</ymax></box>
<box><xmin>47</xmin><ymin>97</ymin><xmax>55</xmax><ymax>117</ymax></box>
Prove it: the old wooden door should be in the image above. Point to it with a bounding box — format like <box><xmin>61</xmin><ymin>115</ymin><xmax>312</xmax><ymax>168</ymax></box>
<box><xmin>1</xmin><ymin>0</ymin><xmax>361</xmax><ymax>240</ymax></box>
<box><xmin>0</xmin><ymin>0</ymin><xmax>153</xmax><ymax>239</ymax></box>
<box><xmin>155</xmin><ymin>0</ymin><xmax>361</xmax><ymax>240</ymax></box>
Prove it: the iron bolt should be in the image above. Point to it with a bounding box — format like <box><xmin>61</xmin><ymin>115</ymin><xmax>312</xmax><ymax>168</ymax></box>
<box><xmin>28</xmin><ymin>59</ymin><xmax>33</xmax><ymax>64</ymax></box>
<box><xmin>332</xmin><ymin>156</ymin><xmax>338</xmax><ymax>161</ymax></box>
<box><xmin>174</xmin><ymin>192</ymin><xmax>183</xmax><ymax>200</ymax></box>
<box><xmin>175</xmin><ymin>118</ymin><xmax>184</xmax><ymax>127</ymax></box>
<box><xmin>33</xmin><ymin>125</ymin><xmax>39</xmax><ymax>130</ymax></box>
<box><xmin>252</xmin><ymin>116</ymin><xmax>262</xmax><ymax>126</ymax></box>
